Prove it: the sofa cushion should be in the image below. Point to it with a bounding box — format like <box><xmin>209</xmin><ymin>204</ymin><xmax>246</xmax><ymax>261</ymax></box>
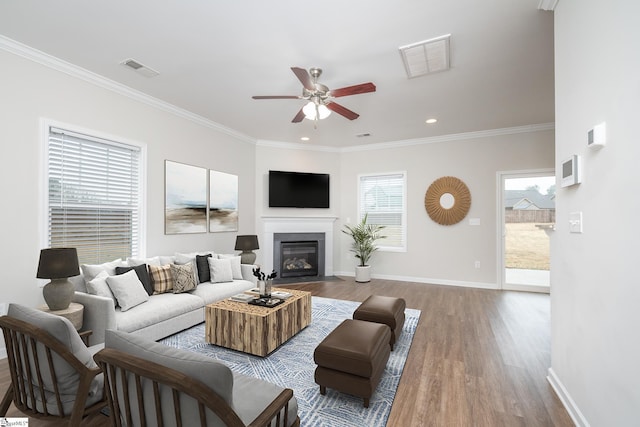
<box><xmin>217</xmin><ymin>254</ymin><xmax>243</xmax><ymax>280</ymax></box>
<box><xmin>85</xmin><ymin>270</ymin><xmax>116</xmax><ymax>306</ymax></box>
<box><xmin>106</xmin><ymin>269</ymin><xmax>149</xmax><ymax>311</ymax></box>
<box><xmin>80</xmin><ymin>258</ymin><xmax>126</xmax><ymax>283</ymax></box>
<box><xmin>196</xmin><ymin>254</ymin><xmax>213</xmax><ymax>283</ymax></box>
<box><xmin>104</xmin><ymin>329</ymin><xmax>233</xmax><ymax>404</ymax></box>
<box><xmin>208</xmin><ymin>257</ymin><xmax>233</xmax><ymax>283</ymax></box>
<box><xmin>232</xmin><ymin>372</ymin><xmax>299</xmax><ymax>427</ymax></box>
<box><xmin>191</xmin><ymin>280</ymin><xmax>254</xmax><ymax>305</ymax></box>
<box><xmin>114</xmin><ymin>292</ymin><xmax>203</xmax><ymax>333</ymax></box>
<box><xmin>149</xmin><ymin>264</ymin><xmax>174</xmax><ymax>294</ymax></box>
<box><xmin>115</xmin><ymin>264</ymin><xmax>153</xmax><ymax>296</ymax></box>
<box><xmin>171</xmin><ymin>263</ymin><xmax>197</xmax><ymax>293</ymax></box>
<box><xmin>127</xmin><ymin>256</ymin><xmax>161</xmax><ymax>267</ymax></box>
<box><xmin>7</xmin><ymin>304</ymin><xmax>103</xmax><ymax>398</ymax></box>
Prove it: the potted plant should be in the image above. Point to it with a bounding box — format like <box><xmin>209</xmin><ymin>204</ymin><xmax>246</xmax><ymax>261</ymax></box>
<box><xmin>342</xmin><ymin>214</ymin><xmax>386</xmax><ymax>282</ymax></box>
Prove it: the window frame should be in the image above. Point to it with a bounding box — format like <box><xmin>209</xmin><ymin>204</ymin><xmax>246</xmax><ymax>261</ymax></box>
<box><xmin>41</xmin><ymin>119</ymin><xmax>147</xmax><ymax>264</ymax></box>
<box><xmin>357</xmin><ymin>171</ymin><xmax>407</xmax><ymax>253</ymax></box>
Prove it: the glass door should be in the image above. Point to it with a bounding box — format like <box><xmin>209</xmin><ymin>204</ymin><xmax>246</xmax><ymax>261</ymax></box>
<box><xmin>499</xmin><ymin>170</ymin><xmax>555</xmax><ymax>293</ymax></box>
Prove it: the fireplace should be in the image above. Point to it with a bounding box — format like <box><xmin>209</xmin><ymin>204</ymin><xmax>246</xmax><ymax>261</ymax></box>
<box><xmin>280</xmin><ymin>241</ymin><xmax>319</xmax><ymax>278</ymax></box>
<box><xmin>273</xmin><ymin>232</ymin><xmax>325</xmax><ymax>279</ymax></box>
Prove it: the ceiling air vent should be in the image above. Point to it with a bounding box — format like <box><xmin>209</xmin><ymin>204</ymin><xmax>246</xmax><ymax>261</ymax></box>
<box><xmin>120</xmin><ymin>58</ymin><xmax>160</xmax><ymax>78</ymax></box>
<box><xmin>399</xmin><ymin>34</ymin><xmax>451</xmax><ymax>79</ymax></box>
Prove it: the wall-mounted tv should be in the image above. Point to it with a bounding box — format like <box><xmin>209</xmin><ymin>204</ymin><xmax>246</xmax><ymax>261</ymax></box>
<box><xmin>269</xmin><ymin>170</ymin><xmax>330</xmax><ymax>208</ymax></box>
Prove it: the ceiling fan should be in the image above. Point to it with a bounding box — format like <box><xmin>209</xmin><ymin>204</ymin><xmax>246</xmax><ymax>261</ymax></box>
<box><xmin>252</xmin><ymin>67</ymin><xmax>376</xmax><ymax>123</ymax></box>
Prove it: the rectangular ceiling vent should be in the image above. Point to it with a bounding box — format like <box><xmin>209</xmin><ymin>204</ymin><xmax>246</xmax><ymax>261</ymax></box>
<box><xmin>399</xmin><ymin>34</ymin><xmax>451</xmax><ymax>79</ymax></box>
<box><xmin>120</xmin><ymin>58</ymin><xmax>159</xmax><ymax>78</ymax></box>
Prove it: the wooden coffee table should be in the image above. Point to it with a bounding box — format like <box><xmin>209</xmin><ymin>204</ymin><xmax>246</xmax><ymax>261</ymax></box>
<box><xmin>205</xmin><ymin>288</ymin><xmax>312</xmax><ymax>356</ymax></box>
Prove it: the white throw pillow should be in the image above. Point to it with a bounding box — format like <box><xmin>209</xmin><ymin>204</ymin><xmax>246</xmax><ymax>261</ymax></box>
<box><xmin>217</xmin><ymin>254</ymin><xmax>243</xmax><ymax>280</ymax></box>
<box><xmin>81</xmin><ymin>258</ymin><xmax>127</xmax><ymax>283</ymax></box>
<box><xmin>106</xmin><ymin>269</ymin><xmax>149</xmax><ymax>311</ymax></box>
<box><xmin>127</xmin><ymin>256</ymin><xmax>161</xmax><ymax>267</ymax></box>
<box><xmin>208</xmin><ymin>257</ymin><xmax>233</xmax><ymax>283</ymax></box>
<box><xmin>86</xmin><ymin>270</ymin><xmax>117</xmax><ymax>306</ymax></box>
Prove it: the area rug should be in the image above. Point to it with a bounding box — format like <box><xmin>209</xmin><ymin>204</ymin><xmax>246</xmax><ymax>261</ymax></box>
<box><xmin>159</xmin><ymin>296</ymin><xmax>421</xmax><ymax>427</ymax></box>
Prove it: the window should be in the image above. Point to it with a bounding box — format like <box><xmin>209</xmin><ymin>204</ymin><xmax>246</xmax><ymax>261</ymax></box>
<box><xmin>45</xmin><ymin>125</ymin><xmax>143</xmax><ymax>264</ymax></box>
<box><xmin>358</xmin><ymin>172</ymin><xmax>407</xmax><ymax>251</ymax></box>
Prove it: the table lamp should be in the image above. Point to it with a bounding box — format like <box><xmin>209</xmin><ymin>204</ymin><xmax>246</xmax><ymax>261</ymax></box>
<box><xmin>235</xmin><ymin>235</ymin><xmax>259</xmax><ymax>264</ymax></box>
<box><xmin>37</xmin><ymin>247</ymin><xmax>80</xmax><ymax>311</ymax></box>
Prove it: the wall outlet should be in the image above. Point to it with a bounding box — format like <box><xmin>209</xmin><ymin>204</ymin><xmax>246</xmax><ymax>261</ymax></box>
<box><xmin>0</xmin><ymin>302</ymin><xmax>7</xmax><ymax>316</ymax></box>
<box><xmin>474</xmin><ymin>261</ymin><xmax>481</xmax><ymax>269</ymax></box>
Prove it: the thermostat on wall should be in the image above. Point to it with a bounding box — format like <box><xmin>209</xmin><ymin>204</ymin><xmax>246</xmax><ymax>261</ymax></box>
<box><xmin>561</xmin><ymin>154</ymin><xmax>581</xmax><ymax>188</ymax></box>
<box><xmin>588</xmin><ymin>122</ymin><xmax>606</xmax><ymax>149</ymax></box>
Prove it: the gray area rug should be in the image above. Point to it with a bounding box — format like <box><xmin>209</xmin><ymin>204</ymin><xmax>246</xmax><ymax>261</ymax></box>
<box><xmin>159</xmin><ymin>296</ymin><xmax>421</xmax><ymax>426</ymax></box>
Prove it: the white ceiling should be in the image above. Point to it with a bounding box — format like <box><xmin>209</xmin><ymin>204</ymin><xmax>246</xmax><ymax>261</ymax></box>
<box><xmin>0</xmin><ymin>0</ymin><xmax>555</xmax><ymax>147</ymax></box>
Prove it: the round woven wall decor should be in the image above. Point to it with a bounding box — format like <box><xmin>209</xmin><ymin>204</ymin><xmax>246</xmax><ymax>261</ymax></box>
<box><xmin>424</xmin><ymin>176</ymin><xmax>471</xmax><ymax>225</ymax></box>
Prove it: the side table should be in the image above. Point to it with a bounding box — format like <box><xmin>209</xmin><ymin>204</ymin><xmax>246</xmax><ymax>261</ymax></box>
<box><xmin>37</xmin><ymin>302</ymin><xmax>92</xmax><ymax>345</ymax></box>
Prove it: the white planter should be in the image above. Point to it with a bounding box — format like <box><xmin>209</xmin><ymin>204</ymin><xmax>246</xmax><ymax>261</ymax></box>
<box><xmin>355</xmin><ymin>265</ymin><xmax>371</xmax><ymax>283</ymax></box>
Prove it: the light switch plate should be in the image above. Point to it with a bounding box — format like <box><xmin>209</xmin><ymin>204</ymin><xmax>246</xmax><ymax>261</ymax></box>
<box><xmin>569</xmin><ymin>212</ymin><xmax>583</xmax><ymax>233</ymax></box>
<box><xmin>469</xmin><ymin>218</ymin><xmax>480</xmax><ymax>226</ymax></box>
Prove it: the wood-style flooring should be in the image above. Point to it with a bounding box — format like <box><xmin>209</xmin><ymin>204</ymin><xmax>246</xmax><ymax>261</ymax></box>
<box><xmin>0</xmin><ymin>277</ymin><xmax>574</xmax><ymax>426</ymax></box>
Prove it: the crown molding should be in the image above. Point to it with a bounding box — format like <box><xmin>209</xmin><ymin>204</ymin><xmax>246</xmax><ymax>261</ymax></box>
<box><xmin>340</xmin><ymin>123</ymin><xmax>556</xmax><ymax>152</ymax></box>
<box><xmin>0</xmin><ymin>35</ymin><xmax>256</xmax><ymax>145</ymax></box>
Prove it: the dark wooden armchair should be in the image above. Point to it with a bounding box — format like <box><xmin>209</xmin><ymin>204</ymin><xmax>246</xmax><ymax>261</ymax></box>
<box><xmin>94</xmin><ymin>347</ymin><xmax>300</xmax><ymax>427</ymax></box>
<box><xmin>0</xmin><ymin>306</ymin><xmax>106</xmax><ymax>426</ymax></box>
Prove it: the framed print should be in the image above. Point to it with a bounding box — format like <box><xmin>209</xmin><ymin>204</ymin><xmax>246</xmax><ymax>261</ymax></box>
<box><xmin>165</xmin><ymin>160</ymin><xmax>207</xmax><ymax>234</ymax></box>
<box><xmin>209</xmin><ymin>170</ymin><xmax>238</xmax><ymax>232</ymax></box>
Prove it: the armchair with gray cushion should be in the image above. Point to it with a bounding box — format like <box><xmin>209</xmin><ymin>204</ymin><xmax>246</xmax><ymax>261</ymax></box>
<box><xmin>0</xmin><ymin>304</ymin><xmax>106</xmax><ymax>426</ymax></box>
<box><xmin>95</xmin><ymin>329</ymin><xmax>300</xmax><ymax>427</ymax></box>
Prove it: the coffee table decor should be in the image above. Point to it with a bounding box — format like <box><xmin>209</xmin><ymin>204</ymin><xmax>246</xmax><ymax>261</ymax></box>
<box><xmin>253</xmin><ymin>266</ymin><xmax>277</xmax><ymax>297</ymax></box>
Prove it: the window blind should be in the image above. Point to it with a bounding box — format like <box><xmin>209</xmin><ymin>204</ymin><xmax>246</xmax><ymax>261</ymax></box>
<box><xmin>358</xmin><ymin>173</ymin><xmax>406</xmax><ymax>250</ymax></box>
<box><xmin>47</xmin><ymin>128</ymin><xmax>141</xmax><ymax>264</ymax></box>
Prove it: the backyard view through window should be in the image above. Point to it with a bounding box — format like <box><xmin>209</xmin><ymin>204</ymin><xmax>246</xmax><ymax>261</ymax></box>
<box><xmin>504</xmin><ymin>175</ymin><xmax>555</xmax><ymax>288</ymax></box>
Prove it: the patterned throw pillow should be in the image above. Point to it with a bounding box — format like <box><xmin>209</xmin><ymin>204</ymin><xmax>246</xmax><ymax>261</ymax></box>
<box><xmin>149</xmin><ymin>264</ymin><xmax>173</xmax><ymax>294</ymax></box>
<box><xmin>170</xmin><ymin>263</ymin><xmax>197</xmax><ymax>293</ymax></box>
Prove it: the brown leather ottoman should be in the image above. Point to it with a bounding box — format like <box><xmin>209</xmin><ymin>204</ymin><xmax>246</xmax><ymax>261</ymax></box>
<box><xmin>314</xmin><ymin>319</ymin><xmax>391</xmax><ymax>407</ymax></box>
<box><xmin>353</xmin><ymin>295</ymin><xmax>406</xmax><ymax>350</ymax></box>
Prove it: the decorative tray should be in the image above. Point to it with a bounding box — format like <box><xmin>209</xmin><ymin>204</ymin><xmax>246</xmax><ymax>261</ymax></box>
<box><xmin>248</xmin><ymin>298</ymin><xmax>285</xmax><ymax>308</ymax></box>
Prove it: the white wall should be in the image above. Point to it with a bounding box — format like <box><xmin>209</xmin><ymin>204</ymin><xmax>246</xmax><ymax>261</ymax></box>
<box><xmin>0</xmin><ymin>50</ymin><xmax>256</xmax><ymax>348</ymax></box>
<box><xmin>338</xmin><ymin>131</ymin><xmax>554</xmax><ymax>286</ymax></box>
<box><xmin>550</xmin><ymin>1</ymin><xmax>640</xmax><ymax>425</ymax></box>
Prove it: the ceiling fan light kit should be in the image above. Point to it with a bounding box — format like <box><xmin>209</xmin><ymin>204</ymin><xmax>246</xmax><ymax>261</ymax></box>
<box><xmin>252</xmin><ymin>66</ymin><xmax>376</xmax><ymax>124</ymax></box>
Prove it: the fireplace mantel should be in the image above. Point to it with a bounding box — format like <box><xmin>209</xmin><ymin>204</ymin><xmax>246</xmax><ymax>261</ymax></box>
<box><xmin>261</xmin><ymin>216</ymin><xmax>337</xmax><ymax>276</ymax></box>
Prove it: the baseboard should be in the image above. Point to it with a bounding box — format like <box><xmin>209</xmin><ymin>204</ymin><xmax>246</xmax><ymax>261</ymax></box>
<box><xmin>334</xmin><ymin>271</ymin><xmax>498</xmax><ymax>290</ymax></box>
<box><xmin>547</xmin><ymin>367</ymin><xmax>590</xmax><ymax>427</ymax></box>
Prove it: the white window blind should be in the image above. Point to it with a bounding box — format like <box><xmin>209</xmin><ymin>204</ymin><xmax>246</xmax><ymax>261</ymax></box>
<box><xmin>47</xmin><ymin>127</ymin><xmax>141</xmax><ymax>264</ymax></box>
<box><xmin>358</xmin><ymin>172</ymin><xmax>407</xmax><ymax>251</ymax></box>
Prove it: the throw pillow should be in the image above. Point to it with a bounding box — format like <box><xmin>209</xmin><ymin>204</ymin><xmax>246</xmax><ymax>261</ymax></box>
<box><xmin>127</xmin><ymin>256</ymin><xmax>161</xmax><ymax>267</ymax></box>
<box><xmin>196</xmin><ymin>254</ymin><xmax>213</xmax><ymax>283</ymax></box>
<box><xmin>106</xmin><ymin>270</ymin><xmax>149</xmax><ymax>312</ymax></box>
<box><xmin>80</xmin><ymin>258</ymin><xmax>126</xmax><ymax>283</ymax></box>
<box><xmin>174</xmin><ymin>253</ymin><xmax>199</xmax><ymax>285</ymax></box>
<box><xmin>85</xmin><ymin>270</ymin><xmax>117</xmax><ymax>306</ymax></box>
<box><xmin>170</xmin><ymin>263</ymin><xmax>198</xmax><ymax>293</ymax></box>
<box><xmin>217</xmin><ymin>254</ymin><xmax>243</xmax><ymax>280</ymax></box>
<box><xmin>208</xmin><ymin>257</ymin><xmax>233</xmax><ymax>283</ymax></box>
<box><xmin>115</xmin><ymin>264</ymin><xmax>153</xmax><ymax>296</ymax></box>
<box><xmin>149</xmin><ymin>264</ymin><xmax>174</xmax><ymax>294</ymax></box>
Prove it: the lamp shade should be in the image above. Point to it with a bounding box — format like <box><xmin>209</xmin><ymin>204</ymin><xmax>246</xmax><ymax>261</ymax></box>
<box><xmin>235</xmin><ymin>235</ymin><xmax>259</xmax><ymax>251</ymax></box>
<box><xmin>303</xmin><ymin>102</ymin><xmax>331</xmax><ymax>120</ymax></box>
<box><xmin>36</xmin><ymin>248</ymin><xmax>79</xmax><ymax>279</ymax></box>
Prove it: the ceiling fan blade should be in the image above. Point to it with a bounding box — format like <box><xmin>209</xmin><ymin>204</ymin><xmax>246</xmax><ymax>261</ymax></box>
<box><xmin>326</xmin><ymin>102</ymin><xmax>360</xmax><ymax>120</ymax></box>
<box><xmin>330</xmin><ymin>82</ymin><xmax>376</xmax><ymax>98</ymax></box>
<box><xmin>292</xmin><ymin>108</ymin><xmax>306</xmax><ymax>123</ymax></box>
<box><xmin>252</xmin><ymin>95</ymin><xmax>300</xmax><ymax>99</ymax></box>
<box><xmin>291</xmin><ymin>67</ymin><xmax>315</xmax><ymax>91</ymax></box>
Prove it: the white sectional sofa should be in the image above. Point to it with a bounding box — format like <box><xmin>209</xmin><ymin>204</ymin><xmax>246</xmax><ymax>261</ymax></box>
<box><xmin>70</xmin><ymin>252</ymin><xmax>257</xmax><ymax>345</ymax></box>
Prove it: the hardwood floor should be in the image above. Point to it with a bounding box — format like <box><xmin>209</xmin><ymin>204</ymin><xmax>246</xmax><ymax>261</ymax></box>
<box><xmin>0</xmin><ymin>277</ymin><xmax>573</xmax><ymax>426</ymax></box>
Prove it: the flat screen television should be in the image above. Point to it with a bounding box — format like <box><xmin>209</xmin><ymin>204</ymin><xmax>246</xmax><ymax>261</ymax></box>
<box><xmin>269</xmin><ymin>170</ymin><xmax>330</xmax><ymax>208</ymax></box>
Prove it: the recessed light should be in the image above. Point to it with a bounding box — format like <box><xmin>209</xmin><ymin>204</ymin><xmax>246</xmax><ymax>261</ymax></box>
<box><xmin>426</xmin><ymin>118</ymin><xmax>438</xmax><ymax>124</ymax></box>
<box><xmin>300</xmin><ymin>137</ymin><xmax>310</xmax><ymax>141</ymax></box>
